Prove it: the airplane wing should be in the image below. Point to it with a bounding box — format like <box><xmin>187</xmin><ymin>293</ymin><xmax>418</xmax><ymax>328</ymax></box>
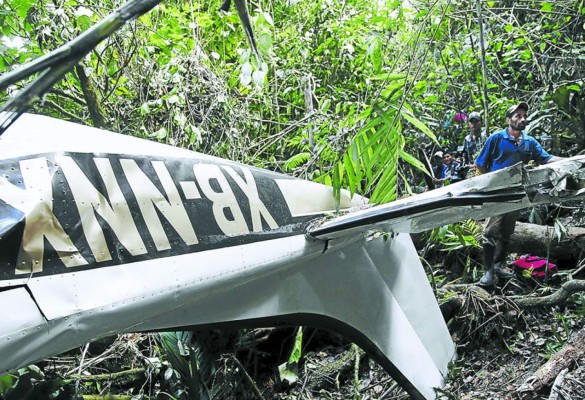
<box><xmin>0</xmin><ymin>113</ymin><xmax>445</xmax><ymax>400</ymax></box>
<box><xmin>2</xmin><ymin>114</ymin><xmax>585</xmax><ymax>399</ymax></box>
<box><xmin>309</xmin><ymin>156</ymin><xmax>585</xmax><ymax>239</ymax></box>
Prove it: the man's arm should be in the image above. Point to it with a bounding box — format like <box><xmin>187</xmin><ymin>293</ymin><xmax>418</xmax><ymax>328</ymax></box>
<box><xmin>547</xmin><ymin>156</ymin><xmax>565</xmax><ymax>163</ymax></box>
<box><xmin>461</xmin><ymin>140</ymin><xmax>469</xmax><ymax>164</ymax></box>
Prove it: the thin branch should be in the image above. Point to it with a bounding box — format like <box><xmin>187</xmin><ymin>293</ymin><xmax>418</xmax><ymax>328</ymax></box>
<box><xmin>230</xmin><ymin>354</ymin><xmax>265</xmax><ymax>400</ymax></box>
<box><xmin>64</xmin><ymin>367</ymin><xmax>145</xmax><ymax>382</ymax></box>
<box><xmin>49</xmin><ymin>88</ymin><xmax>86</xmax><ymax>106</ymax></box>
<box><xmin>41</xmin><ymin>99</ymin><xmax>83</xmax><ymax>122</ymax></box>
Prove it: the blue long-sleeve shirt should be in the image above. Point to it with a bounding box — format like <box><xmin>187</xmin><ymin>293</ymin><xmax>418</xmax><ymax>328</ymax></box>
<box><xmin>475</xmin><ymin>128</ymin><xmax>552</xmax><ymax>172</ymax></box>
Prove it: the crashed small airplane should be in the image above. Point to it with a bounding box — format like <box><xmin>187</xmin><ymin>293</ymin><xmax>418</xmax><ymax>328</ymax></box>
<box><xmin>2</xmin><ymin>1</ymin><xmax>585</xmax><ymax>400</ymax></box>
<box><xmin>2</xmin><ymin>115</ymin><xmax>585</xmax><ymax>400</ymax></box>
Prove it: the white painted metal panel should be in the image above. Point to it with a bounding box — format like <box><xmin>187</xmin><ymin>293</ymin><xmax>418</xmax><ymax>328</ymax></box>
<box><xmin>0</xmin><ymin>288</ymin><xmax>46</xmax><ymax>334</ymax></box>
<box><xmin>0</xmin><ymin>234</ymin><xmax>454</xmax><ymax>400</ymax></box>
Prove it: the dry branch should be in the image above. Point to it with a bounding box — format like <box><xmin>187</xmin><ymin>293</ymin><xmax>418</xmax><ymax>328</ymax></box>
<box><xmin>64</xmin><ymin>367</ymin><xmax>145</xmax><ymax>383</ymax></box>
<box><xmin>438</xmin><ymin>280</ymin><xmax>585</xmax><ymax>311</ymax></box>
<box><xmin>548</xmin><ymin>368</ymin><xmax>569</xmax><ymax>400</ymax></box>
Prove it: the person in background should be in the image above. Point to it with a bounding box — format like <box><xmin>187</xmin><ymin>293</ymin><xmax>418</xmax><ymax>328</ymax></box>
<box><xmin>462</xmin><ymin>111</ymin><xmax>487</xmax><ymax>166</ymax></box>
<box><xmin>431</xmin><ymin>150</ymin><xmax>444</xmax><ymax>179</ymax></box>
<box><xmin>474</xmin><ymin>102</ymin><xmax>564</xmax><ymax>286</ymax></box>
<box><xmin>433</xmin><ymin>150</ymin><xmax>460</xmax><ymax>186</ymax></box>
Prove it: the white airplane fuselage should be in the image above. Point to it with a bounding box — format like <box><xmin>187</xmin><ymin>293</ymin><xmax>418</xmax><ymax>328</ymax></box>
<box><xmin>0</xmin><ymin>114</ymin><xmax>455</xmax><ymax>400</ymax></box>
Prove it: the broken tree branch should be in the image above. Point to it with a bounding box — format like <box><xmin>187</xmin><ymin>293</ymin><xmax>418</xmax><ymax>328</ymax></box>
<box><xmin>511</xmin><ymin>280</ymin><xmax>585</xmax><ymax>308</ymax></box>
<box><xmin>548</xmin><ymin>368</ymin><xmax>569</xmax><ymax>400</ymax></box>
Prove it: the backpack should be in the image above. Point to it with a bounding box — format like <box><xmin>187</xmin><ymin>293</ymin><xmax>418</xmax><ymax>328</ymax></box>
<box><xmin>511</xmin><ymin>256</ymin><xmax>558</xmax><ymax>278</ymax></box>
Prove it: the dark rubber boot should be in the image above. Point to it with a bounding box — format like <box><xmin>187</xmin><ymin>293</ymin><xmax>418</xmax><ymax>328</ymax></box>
<box><xmin>494</xmin><ymin>240</ymin><xmax>514</xmax><ymax>279</ymax></box>
<box><xmin>479</xmin><ymin>242</ymin><xmax>496</xmax><ymax>286</ymax></box>
<box><xmin>494</xmin><ymin>263</ymin><xmax>514</xmax><ymax>279</ymax></box>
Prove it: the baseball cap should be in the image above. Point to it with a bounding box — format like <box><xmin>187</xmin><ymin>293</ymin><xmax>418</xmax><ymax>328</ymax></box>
<box><xmin>506</xmin><ymin>102</ymin><xmax>529</xmax><ymax>117</ymax></box>
<box><xmin>433</xmin><ymin>151</ymin><xmax>443</xmax><ymax>158</ymax></box>
<box><xmin>468</xmin><ymin>111</ymin><xmax>481</xmax><ymax>121</ymax></box>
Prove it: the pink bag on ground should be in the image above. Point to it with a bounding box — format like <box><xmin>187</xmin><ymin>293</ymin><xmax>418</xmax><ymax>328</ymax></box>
<box><xmin>511</xmin><ymin>256</ymin><xmax>557</xmax><ymax>278</ymax></box>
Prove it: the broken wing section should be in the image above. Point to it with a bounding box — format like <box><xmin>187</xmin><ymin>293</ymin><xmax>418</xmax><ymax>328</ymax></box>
<box><xmin>127</xmin><ymin>234</ymin><xmax>455</xmax><ymax>400</ymax></box>
<box><xmin>309</xmin><ymin>156</ymin><xmax>585</xmax><ymax>240</ymax></box>
<box><xmin>0</xmin><ymin>233</ymin><xmax>453</xmax><ymax>400</ymax></box>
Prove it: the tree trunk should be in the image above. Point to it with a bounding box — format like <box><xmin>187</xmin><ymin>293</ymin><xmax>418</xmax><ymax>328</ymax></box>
<box><xmin>75</xmin><ymin>64</ymin><xmax>106</xmax><ymax>128</ymax></box>
<box><xmin>510</xmin><ymin>222</ymin><xmax>585</xmax><ymax>264</ymax></box>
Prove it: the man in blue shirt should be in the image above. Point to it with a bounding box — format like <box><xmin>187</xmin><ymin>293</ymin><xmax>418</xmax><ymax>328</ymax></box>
<box><xmin>433</xmin><ymin>150</ymin><xmax>460</xmax><ymax>186</ymax></box>
<box><xmin>474</xmin><ymin>102</ymin><xmax>564</xmax><ymax>286</ymax></box>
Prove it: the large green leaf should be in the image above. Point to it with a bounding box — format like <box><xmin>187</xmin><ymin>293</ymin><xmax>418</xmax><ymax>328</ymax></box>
<box><xmin>11</xmin><ymin>0</ymin><xmax>34</xmax><ymax>19</ymax></box>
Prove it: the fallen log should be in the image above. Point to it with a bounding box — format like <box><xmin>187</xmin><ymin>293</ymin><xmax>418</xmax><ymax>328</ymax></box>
<box><xmin>412</xmin><ymin>221</ymin><xmax>585</xmax><ymax>265</ymax></box>
<box><xmin>510</xmin><ymin>222</ymin><xmax>585</xmax><ymax>263</ymax></box>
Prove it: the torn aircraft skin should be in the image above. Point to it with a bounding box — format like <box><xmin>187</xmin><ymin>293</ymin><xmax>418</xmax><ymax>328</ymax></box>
<box><xmin>309</xmin><ymin>155</ymin><xmax>585</xmax><ymax>240</ymax></box>
<box><xmin>1</xmin><ymin>113</ymin><xmax>453</xmax><ymax>400</ymax></box>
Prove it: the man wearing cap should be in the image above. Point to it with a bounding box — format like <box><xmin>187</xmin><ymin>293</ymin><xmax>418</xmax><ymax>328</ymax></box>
<box><xmin>461</xmin><ymin>111</ymin><xmax>487</xmax><ymax>166</ymax></box>
<box><xmin>431</xmin><ymin>150</ymin><xmax>444</xmax><ymax>180</ymax></box>
<box><xmin>433</xmin><ymin>150</ymin><xmax>460</xmax><ymax>185</ymax></box>
<box><xmin>474</xmin><ymin>102</ymin><xmax>564</xmax><ymax>286</ymax></box>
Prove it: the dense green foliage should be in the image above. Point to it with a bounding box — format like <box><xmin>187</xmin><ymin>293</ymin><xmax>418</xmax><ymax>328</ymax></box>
<box><xmin>2</xmin><ymin>0</ymin><xmax>584</xmax><ymax>201</ymax></box>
